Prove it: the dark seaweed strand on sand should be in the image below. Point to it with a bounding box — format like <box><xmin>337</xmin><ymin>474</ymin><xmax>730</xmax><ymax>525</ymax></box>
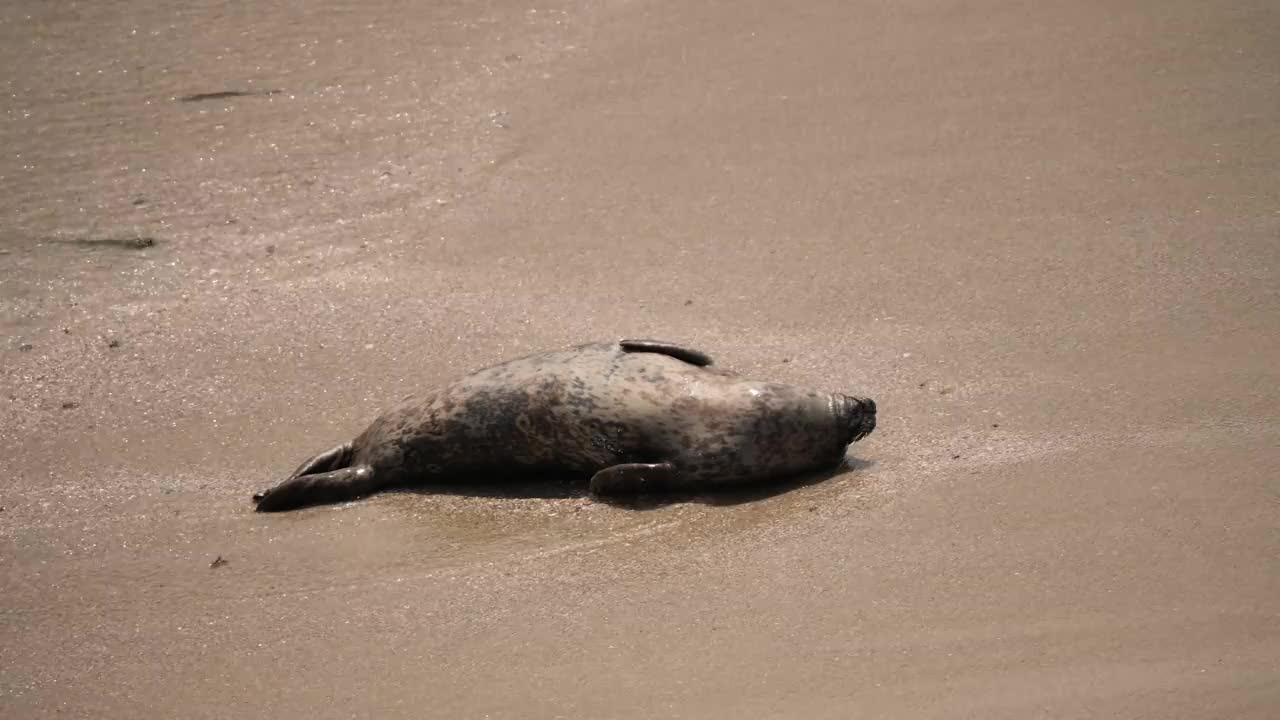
<box><xmin>178</xmin><ymin>89</ymin><xmax>283</xmax><ymax>103</ymax></box>
<box><xmin>62</xmin><ymin>236</ymin><xmax>157</xmax><ymax>249</ymax></box>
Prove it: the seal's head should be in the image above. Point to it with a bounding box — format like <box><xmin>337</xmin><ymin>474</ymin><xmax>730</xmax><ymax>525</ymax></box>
<box><xmin>726</xmin><ymin>385</ymin><xmax>877</xmax><ymax>478</ymax></box>
<box><xmin>833</xmin><ymin>394</ymin><xmax>877</xmax><ymax>445</ymax></box>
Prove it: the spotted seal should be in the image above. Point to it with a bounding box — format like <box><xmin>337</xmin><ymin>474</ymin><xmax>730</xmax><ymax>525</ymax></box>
<box><xmin>252</xmin><ymin>339</ymin><xmax>876</xmax><ymax>511</ymax></box>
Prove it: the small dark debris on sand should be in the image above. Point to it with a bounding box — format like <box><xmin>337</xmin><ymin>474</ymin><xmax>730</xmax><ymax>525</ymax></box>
<box><xmin>60</xmin><ymin>401</ymin><xmax>80</xmax><ymax>410</ymax></box>
<box><xmin>132</xmin><ymin>197</ymin><xmax>147</xmax><ymax>206</ymax></box>
<box><xmin>18</xmin><ymin>343</ymin><xmax>33</xmax><ymax>352</ymax></box>
<box><xmin>179</xmin><ymin>89</ymin><xmax>282</xmax><ymax>103</ymax></box>
<box><xmin>107</xmin><ymin>338</ymin><xmax>121</xmax><ymax>349</ymax></box>
<box><xmin>918</xmin><ymin>380</ymin><xmax>956</xmax><ymax>395</ymax></box>
<box><xmin>210</xmin><ymin>555</ymin><xmax>228</xmax><ymax>569</ymax></box>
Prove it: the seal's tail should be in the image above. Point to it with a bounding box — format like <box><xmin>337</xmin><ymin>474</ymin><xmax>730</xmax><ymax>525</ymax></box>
<box><xmin>253</xmin><ymin>441</ymin><xmax>380</xmax><ymax>512</ymax></box>
<box><xmin>835</xmin><ymin>395</ymin><xmax>877</xmax><ymax>444</ymax></box>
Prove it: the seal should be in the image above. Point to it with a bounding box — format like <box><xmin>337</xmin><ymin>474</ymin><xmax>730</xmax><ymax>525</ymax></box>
<box><xmin>252</xmin><ymin>339</ymin><xmax>876</xmax><ymax>511</ymax></box>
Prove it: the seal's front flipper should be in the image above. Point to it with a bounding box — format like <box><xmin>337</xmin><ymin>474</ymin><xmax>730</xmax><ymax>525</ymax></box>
<box><xmin>589</xmin><ymin>462</ymin><xmax>676</xmax><ymax>496</ymax></box>
<box><xmin>254</xmin><ymin>465</ymin><xmax>379</xmax><ymax>512</ymax></box>
<box><xmin>619</xmin><ymin>339</ymin><xmax>712</xmax><ymax>367</ymax></box>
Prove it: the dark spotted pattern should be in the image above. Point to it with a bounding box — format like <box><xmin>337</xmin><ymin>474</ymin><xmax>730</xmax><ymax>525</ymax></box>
<box><xmin>253</xmin><ymin>340</ymin><xmax>877</xmax><ymax>511</ymax></box>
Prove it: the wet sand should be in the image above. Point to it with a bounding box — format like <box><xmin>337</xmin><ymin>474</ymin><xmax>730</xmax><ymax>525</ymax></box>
<box><xmin>2</xmin><ymin>0</ymin><xmax>1278</xmax><ymax>717</ymax></box>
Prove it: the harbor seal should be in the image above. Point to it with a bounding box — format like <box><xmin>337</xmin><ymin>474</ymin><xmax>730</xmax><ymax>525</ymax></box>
<box><xmin>252</xmin><ymin>339</ymin><xmax>876</xmax><ymax>511</ymax></box>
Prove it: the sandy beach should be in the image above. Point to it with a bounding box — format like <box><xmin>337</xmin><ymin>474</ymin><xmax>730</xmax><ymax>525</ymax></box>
<box><xmin>2</xmin><ymin>0</ymin><xmax>1278</xmax><ymax>717</ymax></box>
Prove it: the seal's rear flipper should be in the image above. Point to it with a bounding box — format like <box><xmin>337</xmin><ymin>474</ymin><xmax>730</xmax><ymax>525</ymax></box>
<box><xmin>285</xmin><ymin>442</ymin><xmax>354</xmax><ymax>481</ymax></box>
<box><xmin>619</xmin><ymin>340</ymin><xmax>712</xmax><ymax>367</ymax></box>
<box><xmin>589</xmin><ymin>462</ymin><xmax>676</xmax><ymax>495</ymax></box>
<box><xmin>254</xmin><ymin>465</ymin><xmax>379</xmax><ymax>512</ymax></box>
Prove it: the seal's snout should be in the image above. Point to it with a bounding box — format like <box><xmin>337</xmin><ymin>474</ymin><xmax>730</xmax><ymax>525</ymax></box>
<box><xmin>835</xmin><ymin>394</ymin><xmax>877</xmax><ymax>444</ymax></box>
